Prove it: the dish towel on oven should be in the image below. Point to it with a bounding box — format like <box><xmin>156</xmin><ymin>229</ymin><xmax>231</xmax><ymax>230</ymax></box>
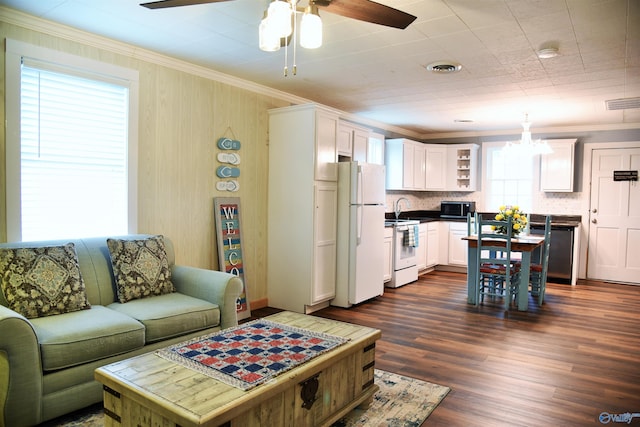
<box><xmin>403</xmin><ymin>225</ymin><xmax>419</xmax><ymax>247</ymax></box>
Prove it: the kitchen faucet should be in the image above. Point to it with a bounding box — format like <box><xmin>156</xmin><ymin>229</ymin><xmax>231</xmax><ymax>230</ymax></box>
<box><xmin>394</xmin><ymin>197</ymin><xmax>410</xmax><ymax>219</ymax></box>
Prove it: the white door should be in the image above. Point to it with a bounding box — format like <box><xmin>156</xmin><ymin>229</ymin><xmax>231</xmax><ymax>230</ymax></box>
<box><xmin>588</xmin><ymin>148</ymin><xmax>640</xmax><ymax>284</ymax></box>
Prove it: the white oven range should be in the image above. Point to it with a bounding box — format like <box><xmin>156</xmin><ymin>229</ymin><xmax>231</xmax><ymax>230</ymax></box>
<box><xmin>385</xmin><ymin>219</ymin><xmax>419</xmax><ymax>288</ymax></box>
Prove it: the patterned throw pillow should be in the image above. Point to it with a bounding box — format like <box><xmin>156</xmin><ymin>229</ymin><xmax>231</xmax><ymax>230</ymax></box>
<box><xmin>0</xmin><ymin>244</ymin><xmax>91</xmax><ymax>319</ymax></box>
<box><xmin>107</xmin><ymin>235</ymin><xmax>175</xmax><ymax>303</ymax></box>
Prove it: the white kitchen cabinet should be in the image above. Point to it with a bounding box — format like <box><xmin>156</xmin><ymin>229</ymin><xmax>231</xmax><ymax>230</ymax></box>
<box><xmin>424</xmin><ymin>144</ymin><xmax>447</xmax><ymax>190</ymax></box>
<box><xmin>352</xmin><ymin>126</ymin><xmax>370</xmax><ymax>162</ymax></box>
<box><xmin>540</xmin><ymin>139</ymin><xmax>576</xmax><ymax>192</ymax></box>
<box><xmin>426</xmin><ymin>222</ymin><xmax>439</xmax><ymax>267</ymax></box>
<box><xmin>383</xmin><ymin>226</ymin><xmax>393</xmax><ymax>282</ymax></box>
<box><xmin>417</xmin><ymin>221</ymin><xmax>439</xmax><ymax>272</ymax></box>
<box><xmin>267</xmin><ymin>104</ymin><xmax>339</xmax><ymax>313</ymax></box>
<box><xmin>336</xmin><ymin>122</ymin><xmax>353</xmax><ymax>157</ymax></box>
<box><xmin>417</xmin><ymin>223</ymin><xmax>428</xmax><ymax>271</ymax></box>
<box><xmin>312</xmin><ymin>182</ymin><xmax>338</xmax><ymax>304</ymax></box>
<box><xmin>447</xmin><ymin>222</ymin><xmax>468</xmax><ymax>266</ymax></box>
<box><xmin>368</xmin><ymin>131</ymin><xmax>385</xmax><ymax>165</ymax></box>
<box><xmin>385</xmin><ymin>138</ymin><xmax>425</xmax><ymax>190</ymax></box>
<box><xmin>446</xmin><ymin>144</ymin><xmax>479</xmax><ymax>191</ymax></box>
<box><xmin>337</xmin><ymin>120</ymin><xmax>370</xmax><ymax>162</ymax></box>
<box><xmin>386</xmin><ymin>139</ymin><xmax>449</xmax><ymax>191</ymax></box>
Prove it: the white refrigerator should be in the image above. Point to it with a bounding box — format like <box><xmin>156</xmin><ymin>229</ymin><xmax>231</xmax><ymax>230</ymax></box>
<box><xmin>332</xmin><ymin>161</ymin><xmax>386</xmax><ymax>308</ymax></box>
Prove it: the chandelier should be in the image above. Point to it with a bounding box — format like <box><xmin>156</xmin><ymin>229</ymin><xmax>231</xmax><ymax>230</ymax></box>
<box><xmin>505</xmin><ymin>114</ymin><xmax>552</xmax><ymax>155</ymax></box>
<box><xmin>259</xmin><ymin>0</ymin><xmax>322</xmax><ymax>76</ymax></box>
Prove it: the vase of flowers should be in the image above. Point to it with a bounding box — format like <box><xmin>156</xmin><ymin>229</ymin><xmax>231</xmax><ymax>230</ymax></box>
<box><xmin>493</xmin><ymin>205</ymin><xmax>528</xmax><ymax>237</ymax></box>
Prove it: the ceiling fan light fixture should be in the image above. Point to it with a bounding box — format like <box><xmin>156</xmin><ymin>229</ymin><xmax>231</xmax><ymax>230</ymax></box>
<box><xmin>267</xmin><ymin>0</ymin><xmax>293</xmax><ymax>38</ymax></box>
<box><xmin>259</xmin><ymin>11</ymin><xmax>281</xmax><ymax>52</ymax></box>
<box><xmin>300</xmin><ymin>4</ymin><xmax>322</xmax><ymax>49</ymax></box>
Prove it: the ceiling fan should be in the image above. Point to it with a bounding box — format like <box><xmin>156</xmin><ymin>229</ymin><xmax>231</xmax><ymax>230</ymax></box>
<box><xmin>140</xmin><ymin>0</ymin><xmax>417</xmax><ymax>30</ymax></box>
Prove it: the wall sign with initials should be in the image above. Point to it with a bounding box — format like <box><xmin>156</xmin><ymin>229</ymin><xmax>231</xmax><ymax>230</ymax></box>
<box><xmin>214</xmin><ymin>197</ymin><xmax>251</xmax><ymax>320</ymax></box>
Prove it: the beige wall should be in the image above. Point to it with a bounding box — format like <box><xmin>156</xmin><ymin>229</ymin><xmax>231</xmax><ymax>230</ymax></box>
<box><xmin>0</xmin><ymin>19</ymin><xmax>289</xmax><ymax>307</ymax></box>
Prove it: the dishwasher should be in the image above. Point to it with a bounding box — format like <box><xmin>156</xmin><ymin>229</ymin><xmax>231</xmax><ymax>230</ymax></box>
<box><xmin>530</xmin><ymin>224</ymin><xmax>574</xmax><ymax>284</ymax></box>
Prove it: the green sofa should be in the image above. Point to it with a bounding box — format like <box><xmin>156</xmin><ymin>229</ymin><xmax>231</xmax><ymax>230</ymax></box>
<box><xmin>0</xmin><ymin>235</ymin><xmax>243</xmax><ymax>427</ymax></box>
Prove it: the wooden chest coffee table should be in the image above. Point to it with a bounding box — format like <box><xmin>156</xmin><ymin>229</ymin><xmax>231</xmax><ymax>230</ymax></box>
<box><xmin>94</xmin><ymin>311</ymin><xmax>381</xmax><ymax>427</ymax></box>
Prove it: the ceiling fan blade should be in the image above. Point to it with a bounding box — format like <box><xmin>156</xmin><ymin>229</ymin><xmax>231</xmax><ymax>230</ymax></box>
<box><xmin>140</xmin><ymin>0</ymin><xmax>232</xmax><ymax>9</ymax></box>
<box><xmin>314</xmin><ymin>0</ymin><xmax>416</xmax><ymax>29</ymax></box>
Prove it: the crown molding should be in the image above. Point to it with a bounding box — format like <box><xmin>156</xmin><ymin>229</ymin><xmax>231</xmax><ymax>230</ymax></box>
<box><xmin>420</xmin><ymin>122</ymin><xmax>640</xmax><ymax>140</ymax></box>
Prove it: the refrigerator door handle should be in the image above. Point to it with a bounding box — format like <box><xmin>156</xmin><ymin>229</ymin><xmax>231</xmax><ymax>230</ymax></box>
<box><xmin>356</xmin><ymin>165</ymin><xmax>364</xmax><ymax>245</ymax></box>
<box><xmin>356</xmin><ymin>204</ymin><xmax>363</xmax><ymax>245</ymax></box>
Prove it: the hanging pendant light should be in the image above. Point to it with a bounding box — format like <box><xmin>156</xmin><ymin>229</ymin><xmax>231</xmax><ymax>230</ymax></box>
<box><xmin>505</xmin><ymin>114</ymin><xmax>552</xmax><ymax>155</ymax></box>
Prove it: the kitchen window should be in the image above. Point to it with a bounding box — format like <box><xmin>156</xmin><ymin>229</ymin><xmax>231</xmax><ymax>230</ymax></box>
<box><xmin>482</xmin><ymin>141</ymin><xmax>535</xmax><ymax>212</ymax></box>
<box><xmin>4</xmin><ymin>40</ymin><xmax>139</xmax><ymax>241</ymax></box>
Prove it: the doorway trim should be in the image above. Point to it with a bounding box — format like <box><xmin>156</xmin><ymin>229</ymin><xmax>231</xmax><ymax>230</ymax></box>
<box><xmin>581</xmin><ymin>141</ymin><xmax>640</xmax><ymax>281</ymax></box>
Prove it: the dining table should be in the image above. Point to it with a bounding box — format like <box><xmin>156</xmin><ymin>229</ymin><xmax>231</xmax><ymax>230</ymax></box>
<box><xmin>462</xmin><ymin>233</ymin><xmax>545</xmax><ymax>311</ymax></box>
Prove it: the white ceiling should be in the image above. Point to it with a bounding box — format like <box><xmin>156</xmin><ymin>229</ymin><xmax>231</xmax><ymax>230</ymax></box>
<box><xmin>2</xmin><ymin>0</ymin><xmax>639</xmax><ymax>136</ymax></box>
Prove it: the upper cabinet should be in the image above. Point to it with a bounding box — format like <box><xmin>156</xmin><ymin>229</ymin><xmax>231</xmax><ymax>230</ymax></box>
<box><xmin>425</xmin><ymin>144</ymin><xmax>447</xmax><ymax>190</ymax></box>
<box><xmin>540</xmin><ymin>139</ymin><xmax>577</xmax><ymax>192</ymax></box>
<box><xmin>385</xmin><ymin>138</ymin><xmax>424</xmax><ymax>190</ymax></box>
<box><xmin>368</xmin><ymin>132</ymin><xmax>385</xmax><ymax>165</ymax></box>
<box><xmin>446</xmin><ymin>144</ymin><xmax>479</xmax><ymax>191</ymax></box>
<box><xmin>386</xmin><ymin>139</ymin><xmax>478</xmax><ymax>192</ymax></box>
<box><xmin>337</xmin><ymin>120</ymin><xmax>370</xmax><ymax>162</ymax></box>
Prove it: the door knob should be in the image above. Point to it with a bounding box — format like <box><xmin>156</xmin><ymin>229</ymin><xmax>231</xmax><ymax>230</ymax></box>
<box><xmin>592</xmin><ymin>208</ymin><xmax>597</xmax><ymax>213</ymax></box>
<box><xmin>592</xmin><ymin>219</ymin><xmax>597</xmax><ymax>224</ymax></box>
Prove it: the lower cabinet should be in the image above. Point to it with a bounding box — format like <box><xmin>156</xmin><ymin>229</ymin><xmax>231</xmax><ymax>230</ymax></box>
<box><xmin>418</xmin><ymin>222</ymin><xmax>440</xmax><ymax>272</ymax></box>
<box><xmin>417</xmin><ymin>223</ymin><xmax>428</xmax><ymax>271</ymax></box>
<box><xmin>447</xmin><ymin>222</ymin><xmax>468</xmax><ymax>266</ymax></box>
<box><xmin>383</xmin><ymin>227</ymin><xmax>393</xmax><ymax>283</ymax></box>
<box><xmin>426</xmin><ymin>222</ymin><xmax>439</xmax><ymax>267</ymax></box>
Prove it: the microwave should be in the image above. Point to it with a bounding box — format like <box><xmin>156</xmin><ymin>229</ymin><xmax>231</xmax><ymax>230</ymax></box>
<box><xmin>440</xmin><ymin>201</ymin><xmax>476</xmax><ymax>219</ymax></box>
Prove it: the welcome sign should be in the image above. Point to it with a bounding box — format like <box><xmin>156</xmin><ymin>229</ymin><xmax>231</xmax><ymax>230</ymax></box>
<box><xmin>214</xmin><ymin>197</ymin><xmax>250</xmax><ymax>320</ymax></box>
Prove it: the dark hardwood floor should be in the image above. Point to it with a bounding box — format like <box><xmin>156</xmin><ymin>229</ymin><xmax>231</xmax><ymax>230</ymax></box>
<box><xmin>252</xmin><ymin>271</ymin><xmax>640</xmax><ymax>426</ymax></box>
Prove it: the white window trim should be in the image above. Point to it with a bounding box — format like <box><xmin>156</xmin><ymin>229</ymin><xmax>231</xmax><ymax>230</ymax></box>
<box><xmin>481</xmin><ymin>140</ymin><xmax>541</xmax><ymax>213</ymax></box>
<box><xmin>5</xmin><ymin>39</ymin><xmax>139</xmax><ymax>242</ymax></box>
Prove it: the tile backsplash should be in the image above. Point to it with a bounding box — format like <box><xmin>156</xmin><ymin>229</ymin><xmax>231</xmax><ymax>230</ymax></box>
<box><xmin>386</xmin><ymin>190</ymin><xmax>584</xmax><ymax>216</ymax></box>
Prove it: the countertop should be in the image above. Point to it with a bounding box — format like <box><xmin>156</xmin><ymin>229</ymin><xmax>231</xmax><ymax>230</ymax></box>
<box><xmin>385</xmin><ymin>210</ymin><xmax>581</xmax><ymax>228</ymax></box>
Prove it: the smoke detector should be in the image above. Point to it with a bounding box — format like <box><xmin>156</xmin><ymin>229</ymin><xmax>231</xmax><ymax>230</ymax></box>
<box><xmin>426</xmin><ymin>61</ymin><xmax>462</xmax><ymax>73</ymax></box>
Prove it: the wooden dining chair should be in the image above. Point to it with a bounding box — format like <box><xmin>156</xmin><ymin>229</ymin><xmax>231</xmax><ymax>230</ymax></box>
<box><xmin>475</xmin><ymin>214</ymin><xmax>521</xmax><ymax>310</ymax></box>
<box><xmin>529</xmin><ymin>215</ymin><xmax>552</xmax><ymax>305</ymax></box>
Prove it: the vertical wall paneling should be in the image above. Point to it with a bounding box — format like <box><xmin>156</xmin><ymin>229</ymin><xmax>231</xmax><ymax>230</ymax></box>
<box><xmin>0</xmin><ymin>20</ymin><xmax>288</xmax><ymax>305</ymax></box>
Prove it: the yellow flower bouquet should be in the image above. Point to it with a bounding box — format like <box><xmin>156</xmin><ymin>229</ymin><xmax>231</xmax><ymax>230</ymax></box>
<box><xmin>493</xmin><ymin>205</ymin><xmax>528</xmax><ymax>236</ymax></box>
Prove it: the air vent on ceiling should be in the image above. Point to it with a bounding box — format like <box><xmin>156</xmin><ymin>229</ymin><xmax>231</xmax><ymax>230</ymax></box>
<box><xmin>426</xmin><ymin>61</ymin><xmax>462</xmax><ymax>73</ymax></box>
<box><xmin>605</xmin><ymin>97</ymin><xmax>640</xmax><ymax>110</ymax></box>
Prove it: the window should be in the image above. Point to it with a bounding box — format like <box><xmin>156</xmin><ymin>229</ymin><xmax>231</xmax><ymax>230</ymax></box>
<box><xmin>5</xmin><ymin>39</ymin><xmax>139</xmax><ymax>241</ymax></box>
<box><xmin>482</xmin><ymin>141</ymin><xmax>535</xmax><ymax>212</ymax></box>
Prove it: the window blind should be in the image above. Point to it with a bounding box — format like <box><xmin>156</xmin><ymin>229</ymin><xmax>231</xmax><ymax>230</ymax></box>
<box><xmin>20</xmin><ymin>64</ymin><xmax>129</xmax><ymax>240</ymax></box>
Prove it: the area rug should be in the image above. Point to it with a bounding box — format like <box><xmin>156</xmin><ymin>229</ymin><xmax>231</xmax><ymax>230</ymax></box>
<box><xmin>156</xmin><ymin>319</ymin><xmax>349</xmax><ymax>390</ymax></box>
<box><xmin>41</xmin><ymin>370</ymin><xmax>450</xmax><ymax>427</ymax></box>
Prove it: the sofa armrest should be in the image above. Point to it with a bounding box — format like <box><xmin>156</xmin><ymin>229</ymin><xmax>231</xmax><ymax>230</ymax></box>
<box><xmin>0</xmin><ymin>306</ymin><xmax>43</xmax><ymax>427</ymax></box>
<box><xmin>171</xmin><ymin>265</ymin><xmax>243</xmax><ymax>330</ymax></box>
